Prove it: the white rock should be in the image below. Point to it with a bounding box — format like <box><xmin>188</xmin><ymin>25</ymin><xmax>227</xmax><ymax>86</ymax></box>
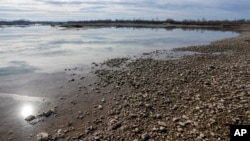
<box><xmin>101</xmin><ymin>98</ymin><xmax>106</xmax><ymax>103</ymax></box>
<box><xmin>98</xmin><ymin>105</ymin><xmax>103</xmax><ymax>109</ymax></box>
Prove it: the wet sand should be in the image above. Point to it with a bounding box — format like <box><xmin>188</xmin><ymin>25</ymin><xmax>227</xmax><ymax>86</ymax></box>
<box><xmin>0</xmin><ymin>26</ymin><xmax>250</xmax><ymax>140</ymax></box>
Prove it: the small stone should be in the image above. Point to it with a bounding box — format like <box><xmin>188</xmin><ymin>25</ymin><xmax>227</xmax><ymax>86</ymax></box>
<box><xmin>199</xmin><ymin>133</ymin><xmax>205</xmax><ymax>138</ymax></box>
<box><xmin>25</xmin><ymin>115</ymin><xmax>36</xmax><ymax>121</ymax></box>
<box><xmin>134</xmin><ymin>128</ymin><xmax>140</xmax><ymax>133</ymax></box>
<box><xmin>111</xmin><ymin>122</ymin><xmax>122</xmax><ymax>130</ymax></box>
<box><xmin>178</xmin><ymin>122</ymin><xmax>186</xmax><ymax>127</ymax></box>
<box><xmin>152</xmin><ymin>127</ymin><xmax>158</xmax><ymax>131</ymax></box>
<box><xmin>145</xmin><ymin>104</ymin><xmax>151</xmax><ymax>108</ymax></box>
<box><xmin>36</xmin><ymin>132</ymin><xmax>49</xmax><ymax>141</ymax></box>
<box><xmin>173</xmin><ymin>117</ymin><xmax>180</xmax><ymax>122</ymax></box>
<box><xmin>159</xmin><ymin>126</ymin><xmax>166</xmax><ymax>131</ymax></box>
<box><xmin>94</xmin><ymin>136</ymin><xmax>100</xmax><ymax>140</ymax></box>
<box><xmin>156</xmin><ymin>114</ymin><xmax>162</xmax><ymax>119</ymax></box>
<box><xmin>210</xmin><ymin>132</ymin><xmax>215</xmax><ymax>137</ymax></box>
<box><xmin>98</xmin><ymin>105</ymin><xmax>103</xmax><ymax>109</ymax></box>
<box><xmin>141</xmin><ymin>132</ymin><xmax>149</xmax><ymax>141</ymax></box>
<box><xmin>44</xmin><ymin>109</ymin><xmax>54</xmax><ymax>117</ymax></box>
<box><xmin>101</xmin><ymin>98</ymin><xmax>106</xmax><ymax>103</ymax></box>
<box><xmin>158</xmin><ymin>121</ymin><xmax>167</xmax><ymax>127</ymax></box>
<box><xmin>182</xmin><ymin>115</ymin><xmax>189</xmax><ymax>120</ymax></box>
<box><xmin>177</xmin><ymin>128</ymin><xmax>183</xmax><ymax>132</ymax></box>
<box><xmin>210</xmin><ymin>118</ymin><xmax>216</xmax><ymax>124</ymax></box>
<box><xmin>185</xmin><ymin>120</ymin><xmax>193</xmax><ymax>125</ymax></box>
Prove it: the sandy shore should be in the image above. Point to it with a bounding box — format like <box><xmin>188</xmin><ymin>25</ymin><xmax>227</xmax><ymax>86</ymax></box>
<box><xmin>1</xmin><ymin>26</ymin><xmax>250</xmax><ymax>141</ymax></box>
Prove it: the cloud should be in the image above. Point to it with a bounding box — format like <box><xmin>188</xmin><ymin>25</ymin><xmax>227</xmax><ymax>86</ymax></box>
<box><xmin>0</xmin><ymin>0</ymin><xmax>249</xmax><ymax>21</ymax></box>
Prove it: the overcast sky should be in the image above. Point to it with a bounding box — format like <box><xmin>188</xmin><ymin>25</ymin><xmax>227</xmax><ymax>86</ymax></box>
<box><xmin>0</xmin><ymin>0</ymin><xmax>250</xmax><ymax>21</ymax></box>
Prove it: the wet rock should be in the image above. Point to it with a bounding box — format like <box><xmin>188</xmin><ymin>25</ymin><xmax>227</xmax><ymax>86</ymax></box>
<box><xmin>25</xmin><ymin>115</ymin><xmax>36</xmax><ymax>121</ymax></box>
<box><xmin>44</xmin><ymin>109</ymin><xmax>54</xmax><ymax>117</ymax></box>
<box><xmin>36</xmin><ymin>132</ymin><xmax>49</xmax><ymax>141</ymax></box>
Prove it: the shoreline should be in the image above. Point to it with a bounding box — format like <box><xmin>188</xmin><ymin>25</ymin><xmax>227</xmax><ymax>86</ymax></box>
<box><xmin>2</xmin><ymin>22</ymin><xmax>250</xmax><ymax>33</ymax></box>
<box><xmin>0</xmin><ymin>26</ymin><xmax>250</xmax><ymax>140</ymax></box>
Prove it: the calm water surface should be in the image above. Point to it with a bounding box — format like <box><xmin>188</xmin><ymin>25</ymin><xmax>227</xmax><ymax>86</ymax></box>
<box><xmin>0</xmin><ymin>26</ymin><xmax>239</xmax><ymax>76</ymax></box>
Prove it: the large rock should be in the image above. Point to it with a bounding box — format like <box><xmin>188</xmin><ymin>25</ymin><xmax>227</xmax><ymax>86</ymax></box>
<box><xmin>25</xmin><ymin>115</ymin><xmax>35</xmax><ymax>121</ymax></box>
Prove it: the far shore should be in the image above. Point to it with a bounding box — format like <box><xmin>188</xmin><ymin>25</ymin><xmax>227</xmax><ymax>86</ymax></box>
<box><xmin>1</xmin><ymin>20</ymin><xmax>250</xmax><ymax>32</ymax></box>
<box><xmin>57</xmin><ymin>22</ymin><xmax>247</xmax><ymax>31</ymax></box>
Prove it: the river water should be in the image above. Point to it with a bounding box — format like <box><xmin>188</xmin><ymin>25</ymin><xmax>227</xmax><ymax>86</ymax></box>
<box><xmin>0</xmin><ymin>26</ymin><xmax>238</xmax><ymax>76</ymax></box>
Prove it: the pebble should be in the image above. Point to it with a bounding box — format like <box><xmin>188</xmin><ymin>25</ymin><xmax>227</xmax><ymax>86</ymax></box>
<box><xmin>98</xmin><ymin>105</ymin><xmax>103</xmax><ymax>109</ymax></box>
<box><xmin>159</xmin><ymin>126</ymin><xmax>166</xmax><ymax>131</ymax></box>
<box><xmin>178</xmin><ymin>122</ymin><xmax>186</xmax><ymax>127</ymax></box>
<box><xmin>44</xmin><ymin>109</ymin><xmax>54</xmax><ymax>117</ymax></box>
<box><xmin>173</xmin><ymin>117</ymin><xmax>180</xmax><ymax>122</ymax></box>
<box><xmin>36</xmin><ymin>132</ymin><xmax>49</xmax><ymax>141</ymax></box>
<box><xmin>101</xmin><ymin>98</ymin><xmax>106</xmax><ymax>103</ymax></box>
<box><xmin>141</xmin><ymin>132</ymin><xmax>149</xmax><ymax>141</ymax></box>
<box><xmin>177</xmin><ymin>127</ymin><xmax>183</xmax><ymax>132</ymax></box>
<box><xmin>157</xmin><ymin>121</ymin><xmax>167</xmax><ymax>127</ymax></box>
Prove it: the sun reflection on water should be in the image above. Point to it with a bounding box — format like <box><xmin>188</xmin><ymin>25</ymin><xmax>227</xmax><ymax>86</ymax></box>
<box><xmin>20</xmin><ymin>104</ymin><xmax>34</xmax><ymax>118</ymax></box>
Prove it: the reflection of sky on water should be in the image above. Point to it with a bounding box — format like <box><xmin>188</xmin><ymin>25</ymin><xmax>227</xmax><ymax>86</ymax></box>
<box><xmin>0</xmin><ymin>26</ymin><xmax>238</xmax><ymax>76</ymax></box>
<box><xmin>0</xmin><ymin>61</ymin><xmax>38</xmax><ymax>76</ymax></box>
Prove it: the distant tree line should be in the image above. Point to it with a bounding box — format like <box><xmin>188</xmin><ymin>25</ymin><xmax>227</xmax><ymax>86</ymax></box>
<box><xmin>1</xmin><ymin>18</ymin><xmax>250</xmax><ymax>26</ymax></box>
<box><xmin>165</xmin><ymin>18</ymin><xmax>250</xmax><ymax>25</ymax></box>
<box><xmin>66</xmin><ymin>18</ymin><xmax>250</xmax><ymax>25</ymax></box>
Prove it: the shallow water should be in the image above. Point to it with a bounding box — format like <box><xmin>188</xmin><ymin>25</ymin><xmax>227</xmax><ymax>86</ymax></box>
<box><xmin>0</xmin><ymin>26</ymin><xmax>239</xmax><ymax>76</ymax></box>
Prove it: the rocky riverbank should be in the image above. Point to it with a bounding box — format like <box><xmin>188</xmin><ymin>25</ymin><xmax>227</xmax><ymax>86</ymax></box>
<box><xmin>82</xmin><ymin>32</ymin><xmax>250</xmax><ymax>141</ymax></box>
<box><xmin>14</xmin><ymin>29</ymin><xmax>249</xmax><ymax>141</ymax></box>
